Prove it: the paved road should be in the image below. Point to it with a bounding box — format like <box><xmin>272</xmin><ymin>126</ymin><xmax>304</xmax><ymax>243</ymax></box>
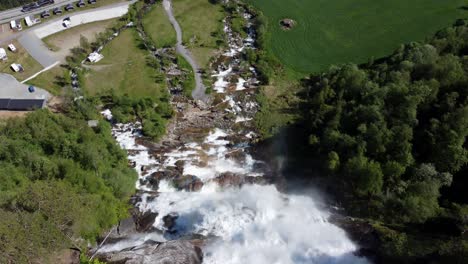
<box><xmin>163</xmin><ymin>0</ymin><xmax>208</xmax><ymax>102</ymax></box>
<box><xmin>0</xmin><ymin>0</ymin><xmax>77</xmax><ymax>24</ymax></box>
<box><xmin>18</xmin><ymin>31</ymin><xmax>58</xmax><ymax>67</ymax></box>
<box><xmin>3</xmin><ymin>1</ymin><xmax>133</xmax><ymax>68</ymax></box>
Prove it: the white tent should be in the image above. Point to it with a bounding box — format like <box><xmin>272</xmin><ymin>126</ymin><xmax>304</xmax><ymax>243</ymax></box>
<box><xmin>0</xmin><ymin>48</ymin><xmax>6</xmax><ymax>60</ymax></box>
<box><xmin>87</xmin><ymin>52</ymin><xmax>104</xmax><ymax>63</ymax></box>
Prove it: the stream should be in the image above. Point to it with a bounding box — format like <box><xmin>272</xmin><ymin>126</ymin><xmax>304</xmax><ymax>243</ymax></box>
<box><xmin>96</xmin><ymin>2</ymin><xmax>369</xmax><ymax>263</ymax></box>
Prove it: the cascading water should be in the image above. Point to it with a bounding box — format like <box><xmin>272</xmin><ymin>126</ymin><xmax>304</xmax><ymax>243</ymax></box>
<box><xmin>98</xmin><ymin>3</ymin><xmax>369</xmax><ymax>263</ymax></box>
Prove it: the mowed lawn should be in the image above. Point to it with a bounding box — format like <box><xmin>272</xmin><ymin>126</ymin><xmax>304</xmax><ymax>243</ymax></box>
<box><xmin>84</xmin><ymin>29</ymin><xmax>166</xmax><ymax>98</ymax></box>
<box><xmin>142</xmin><ymin>3</ymin><xmax>177</xmax><ymax>48</ymax></box>
<box><xmin>26</xmin><ymin>65</ymin><xmax>68</xmax><ymax>95</ymax></box>
<box><xmin>0</xmin><ymin>40</ymin><xmax>43</xmax><ymax>81</ymax></box>
<box><xmin>172</xmin><ymin>0</ymin><xmax>225</xmax><ymax>68</ymax></box>
<box><xmin>247</xmin><ymin>0</ymin><xmax>467</xmax><ymax>73</ymax></box>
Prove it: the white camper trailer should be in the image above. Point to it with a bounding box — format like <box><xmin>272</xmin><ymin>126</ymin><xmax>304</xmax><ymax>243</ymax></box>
<box><xmin>10</xmin><ymin>20</ymin><xmax>22</xmax><ymax>31</ymax></box>
<box><xmin>0</xmin><ymin>48</ymin><xmax>7</xmax><ymax>61</ymax></box>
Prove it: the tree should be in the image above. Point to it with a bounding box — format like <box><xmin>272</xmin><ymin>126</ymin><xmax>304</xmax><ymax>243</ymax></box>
<box><xmin>345</xmin><ymin>155</ymin><xmax>383</xmax><ymax>196</ymax></box>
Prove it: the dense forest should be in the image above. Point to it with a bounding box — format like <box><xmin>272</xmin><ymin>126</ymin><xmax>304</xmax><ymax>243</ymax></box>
<box><xmin>301</xmin><ymin>20</ymin><xmax>467</xmax><ymax>261</ymax></box>
<box><xmin>0</xmin><ymin>0</ymin><xmax>35</xmax><ymax>10</ymax></box>
<box><xmin>0</xmin><ymin>104</ymin><xmax>137</xmax><ymax>262</ymax></box>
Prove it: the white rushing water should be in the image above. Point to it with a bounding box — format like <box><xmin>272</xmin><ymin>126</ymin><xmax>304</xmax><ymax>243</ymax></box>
<box><xmin>99</xmin><ymin>4</ymin><xmax>368</xmax><ymax>263</ymax></box>
<box><xmin>102</xmin><ymin>117</ymin><xmax>368</xmax><ymax>263</ymax></box>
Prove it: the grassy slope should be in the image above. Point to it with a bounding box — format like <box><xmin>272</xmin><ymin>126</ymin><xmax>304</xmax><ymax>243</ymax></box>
<box><xmin>172</xmin><ymin>0</ymin><xmax>225</xmax><ymax>68</ymax></box>
<box><xmin>26</xmin><ymin>65</ymin><xmax>67</xmax><ymax>95</ymax></box>
<box><xmin>0</xmin><ymin>40</ymin><xmax>43</xmax><ymax>81</ymax></box>
<box><xmin>142</xmin><ymin>3</ymin><xmax>177</xmax><ymax>48</ymax></box>
<box><xmin>84</xmin><ymin>29</ymin><xmax>166</xmax><ymax>98</ymax></box>
<box><xmin>247</xmin><ymin>0</ymin><xmax>467</xmax><ymax>73</ymax></box>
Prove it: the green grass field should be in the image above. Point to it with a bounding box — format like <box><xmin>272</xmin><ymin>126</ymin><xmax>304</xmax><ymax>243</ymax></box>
<box><xmin>247</xmin><ymin>0</ymin><xmax>467</xmax><ymax>73</ymax></box>
<box><xmin>173</xmin><ymin>0</ymin><xmax>225</xmax><ymax>68</ymax></box>
<box><xmin>83</xmin><ymin>29</ymin><xmax>166</xmax><ymax>99</ymax></box>
<box><xmin>26</xmin><ymin>65</ymin><xmax>68</xmax><ymax>95</ymax></box>
<box><xmin>0</xmin><ymin>40</ymin><xmax>43</xmax><ymax>81</ymax></box>
<box><xmin>142</xmin><ymin>3</ymin><xmax>177</xmax><ymax>48</ymax></box>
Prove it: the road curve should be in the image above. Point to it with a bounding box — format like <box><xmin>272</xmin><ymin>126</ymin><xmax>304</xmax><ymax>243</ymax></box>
<box><xmin>162</xmin><ymin>0</ymin><xmax>208</xmax><ymax>102</ymax></box>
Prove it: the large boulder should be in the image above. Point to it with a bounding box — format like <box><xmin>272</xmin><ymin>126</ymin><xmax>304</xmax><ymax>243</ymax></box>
<box><xmin>97</xmin><ymin>240</ymin><xmax>203</xmax><ymax>264</ymax></box>
<box><xmin>162</xmin><ymin>212</ymin><xmax>179</xmax><ymax>232</ymax></box>
<box><xmin>211</xmin><ymin>172</ymin><xmax>269</xmax><ymax>188</ymax></box>
<box><xmin>134</xmin><ymin>211</ymin><xmax>158</xmax><ymax>232</ymax></box>
<box><xmin>173</xmin><ymin>175</ymin><xmax>204</xmax><ymax>192</ymax></box>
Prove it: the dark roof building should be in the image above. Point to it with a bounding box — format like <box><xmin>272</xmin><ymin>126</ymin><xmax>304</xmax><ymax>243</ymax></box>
<box><xmin>0</xmin><ymin>74</ymin><xmax>49</xmax><ymax>111</ymax></box>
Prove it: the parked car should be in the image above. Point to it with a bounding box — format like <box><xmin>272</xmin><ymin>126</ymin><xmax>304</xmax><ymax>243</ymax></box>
<box><xmin>53</xmin><ymin>7</ymin><xmax>62</xmax><ymax>15</ymax></box>
<box><xmin>63</xmin><ymin>17</ymin><xmax>71</xmax><ymax>27</ymax></box>
<box><xmin>88</xmin><ymin>0</ymin><xmax>97</xmax><ymax>4</ymax></box>
<box><xmin>40</xmin><ymin>10</ymin><xmax>50</xmax><ymax>18</ymax></box>
<box><xmin>21</xmin><ymin>3</ymin><xmax>39</xmax><ymax>12</ymax></box>
<box><xmin>28</xmin><ymin>86</ymin><xmax>36</xmax><ymax>93</ymax></box>
<box><xmin>65</xmin><ymin>4</ymin><xmax>75</xmax><ymax>11</ymax></box>
<box><xmin>77</xmin><ymin>0</ymin><xmax>86</xmax><ymax>7</ymax></box>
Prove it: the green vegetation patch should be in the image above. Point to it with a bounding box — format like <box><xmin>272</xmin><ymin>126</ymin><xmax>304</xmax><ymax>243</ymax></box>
<box><xmin>142</xmin><ymin>3</ymin><xmax>177</xmax><ymax>48</ymax></box>
<box><xmin>0</xmin><ymin>109</ymin><xmax>137</xmax><ymax>262</ymax></box>
<box><xmin>304</xmin><ymin>20</ymin><xmax>467</xmax><ymax>208</ymax></box>
<box><xmin>84</xmin><ymin>29</ymin><xmax>166</xmax><ymax>99</ymax></box>
<box><xmin>173</xmin><ymin>0</ymin><xmax>225</xmax><ymax>68</ymax></box>
<box><xmin>26</xmin><ymin>65</ymin><xmax>69</xmax><ymax>95</ymax></box>
<box><xmin>247</xmin><ymin>0</ymin><xmax>467</xmax><ymax>73</ymax></box>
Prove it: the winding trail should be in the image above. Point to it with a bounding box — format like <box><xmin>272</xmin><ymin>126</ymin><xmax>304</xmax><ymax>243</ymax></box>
<box><xmin>162</xmin><ymin>0</ymin><xmax>208</xmax><ymax>102</ymax></box>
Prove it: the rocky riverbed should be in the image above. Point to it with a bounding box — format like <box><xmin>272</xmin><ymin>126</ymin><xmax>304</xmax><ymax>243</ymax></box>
<box><xmin>93</xmin><ymin>3</ymin><xmax>369</xmax><ymax>264</ymax></box>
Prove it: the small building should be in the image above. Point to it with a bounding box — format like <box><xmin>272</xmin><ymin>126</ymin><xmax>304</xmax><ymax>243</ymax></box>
<box><xmin>0</xmin><ymin>48</ymin><xmax>7</xmax><ymax>60</ymax></box>
<box><xmin>87</xmin><ymin>120</ymin><xmax>99</xmax><ymax>127</ymax></box>
<box><xmin>0</xmin><ymin>74</ymin><xmax>49</xmax><ymax>111</ymax></box>
<box><xmin>87</xmin><ymin>52</ymin><xmax>104</xmax><ymax>63</ymax></box>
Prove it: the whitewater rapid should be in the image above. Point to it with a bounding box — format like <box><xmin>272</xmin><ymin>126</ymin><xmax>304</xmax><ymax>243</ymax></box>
<box><xmin>101</xmin><ymin>118</ymin><xmax>368</xmax><ymax>263</ymax></box>
<box><xmin>98</xmin><ymin>3</ymin><xmax>368</xmax><ymax>263</ymax></box>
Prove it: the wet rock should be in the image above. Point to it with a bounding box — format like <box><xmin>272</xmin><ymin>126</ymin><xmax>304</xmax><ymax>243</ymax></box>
<box><xmin>174</xmin><ymin>175</ymin><xmax>204</xmax><ymax>192</ymax></box>
<box><xmin>97</xmin><ymin>240</ymin><xmax>203</xmax><ymax>264</ymax></box>
<box><xmin>128</xmin><ymin>161</ymin><xmax>137</xmax><ymax>168</ymax></box>
<box><xmin>212</xmin><ymin>172</ymin><xmax>244</xmax><ymax>188</ymax></box>
<box><xmin>224</xmin><ymin>149</ymin><xmax>245</xmax><ymax>162</ymax></box>
<box><xmin>175</xmin><ymin>160</ymin><xmax>185</xmax><ymax>173</ymax></box>
<box><xmin>134</xmin><ymin>211</ymin><xmax>158</xmax><ymax>232</ymax></box>
<box><xmin>150</xmin><ymin>169</ymin><xmax>181</xmax><ymax>181</ymax></box>
<box><xmin>211</xmin><ymin>172</ymin><xmax>268</xmax><ymax>188</ymax></box>
<box><xmin>163</xmin><ymin>212</ymin><xmax>179</xmax><ymax>231</ymax></box>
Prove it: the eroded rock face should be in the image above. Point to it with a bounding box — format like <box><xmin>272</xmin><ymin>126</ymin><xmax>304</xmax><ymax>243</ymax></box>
<box><xmin>97</xmin><ymin>240</ymin><xmax>203</xmax><ymax>264</ymax></box>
